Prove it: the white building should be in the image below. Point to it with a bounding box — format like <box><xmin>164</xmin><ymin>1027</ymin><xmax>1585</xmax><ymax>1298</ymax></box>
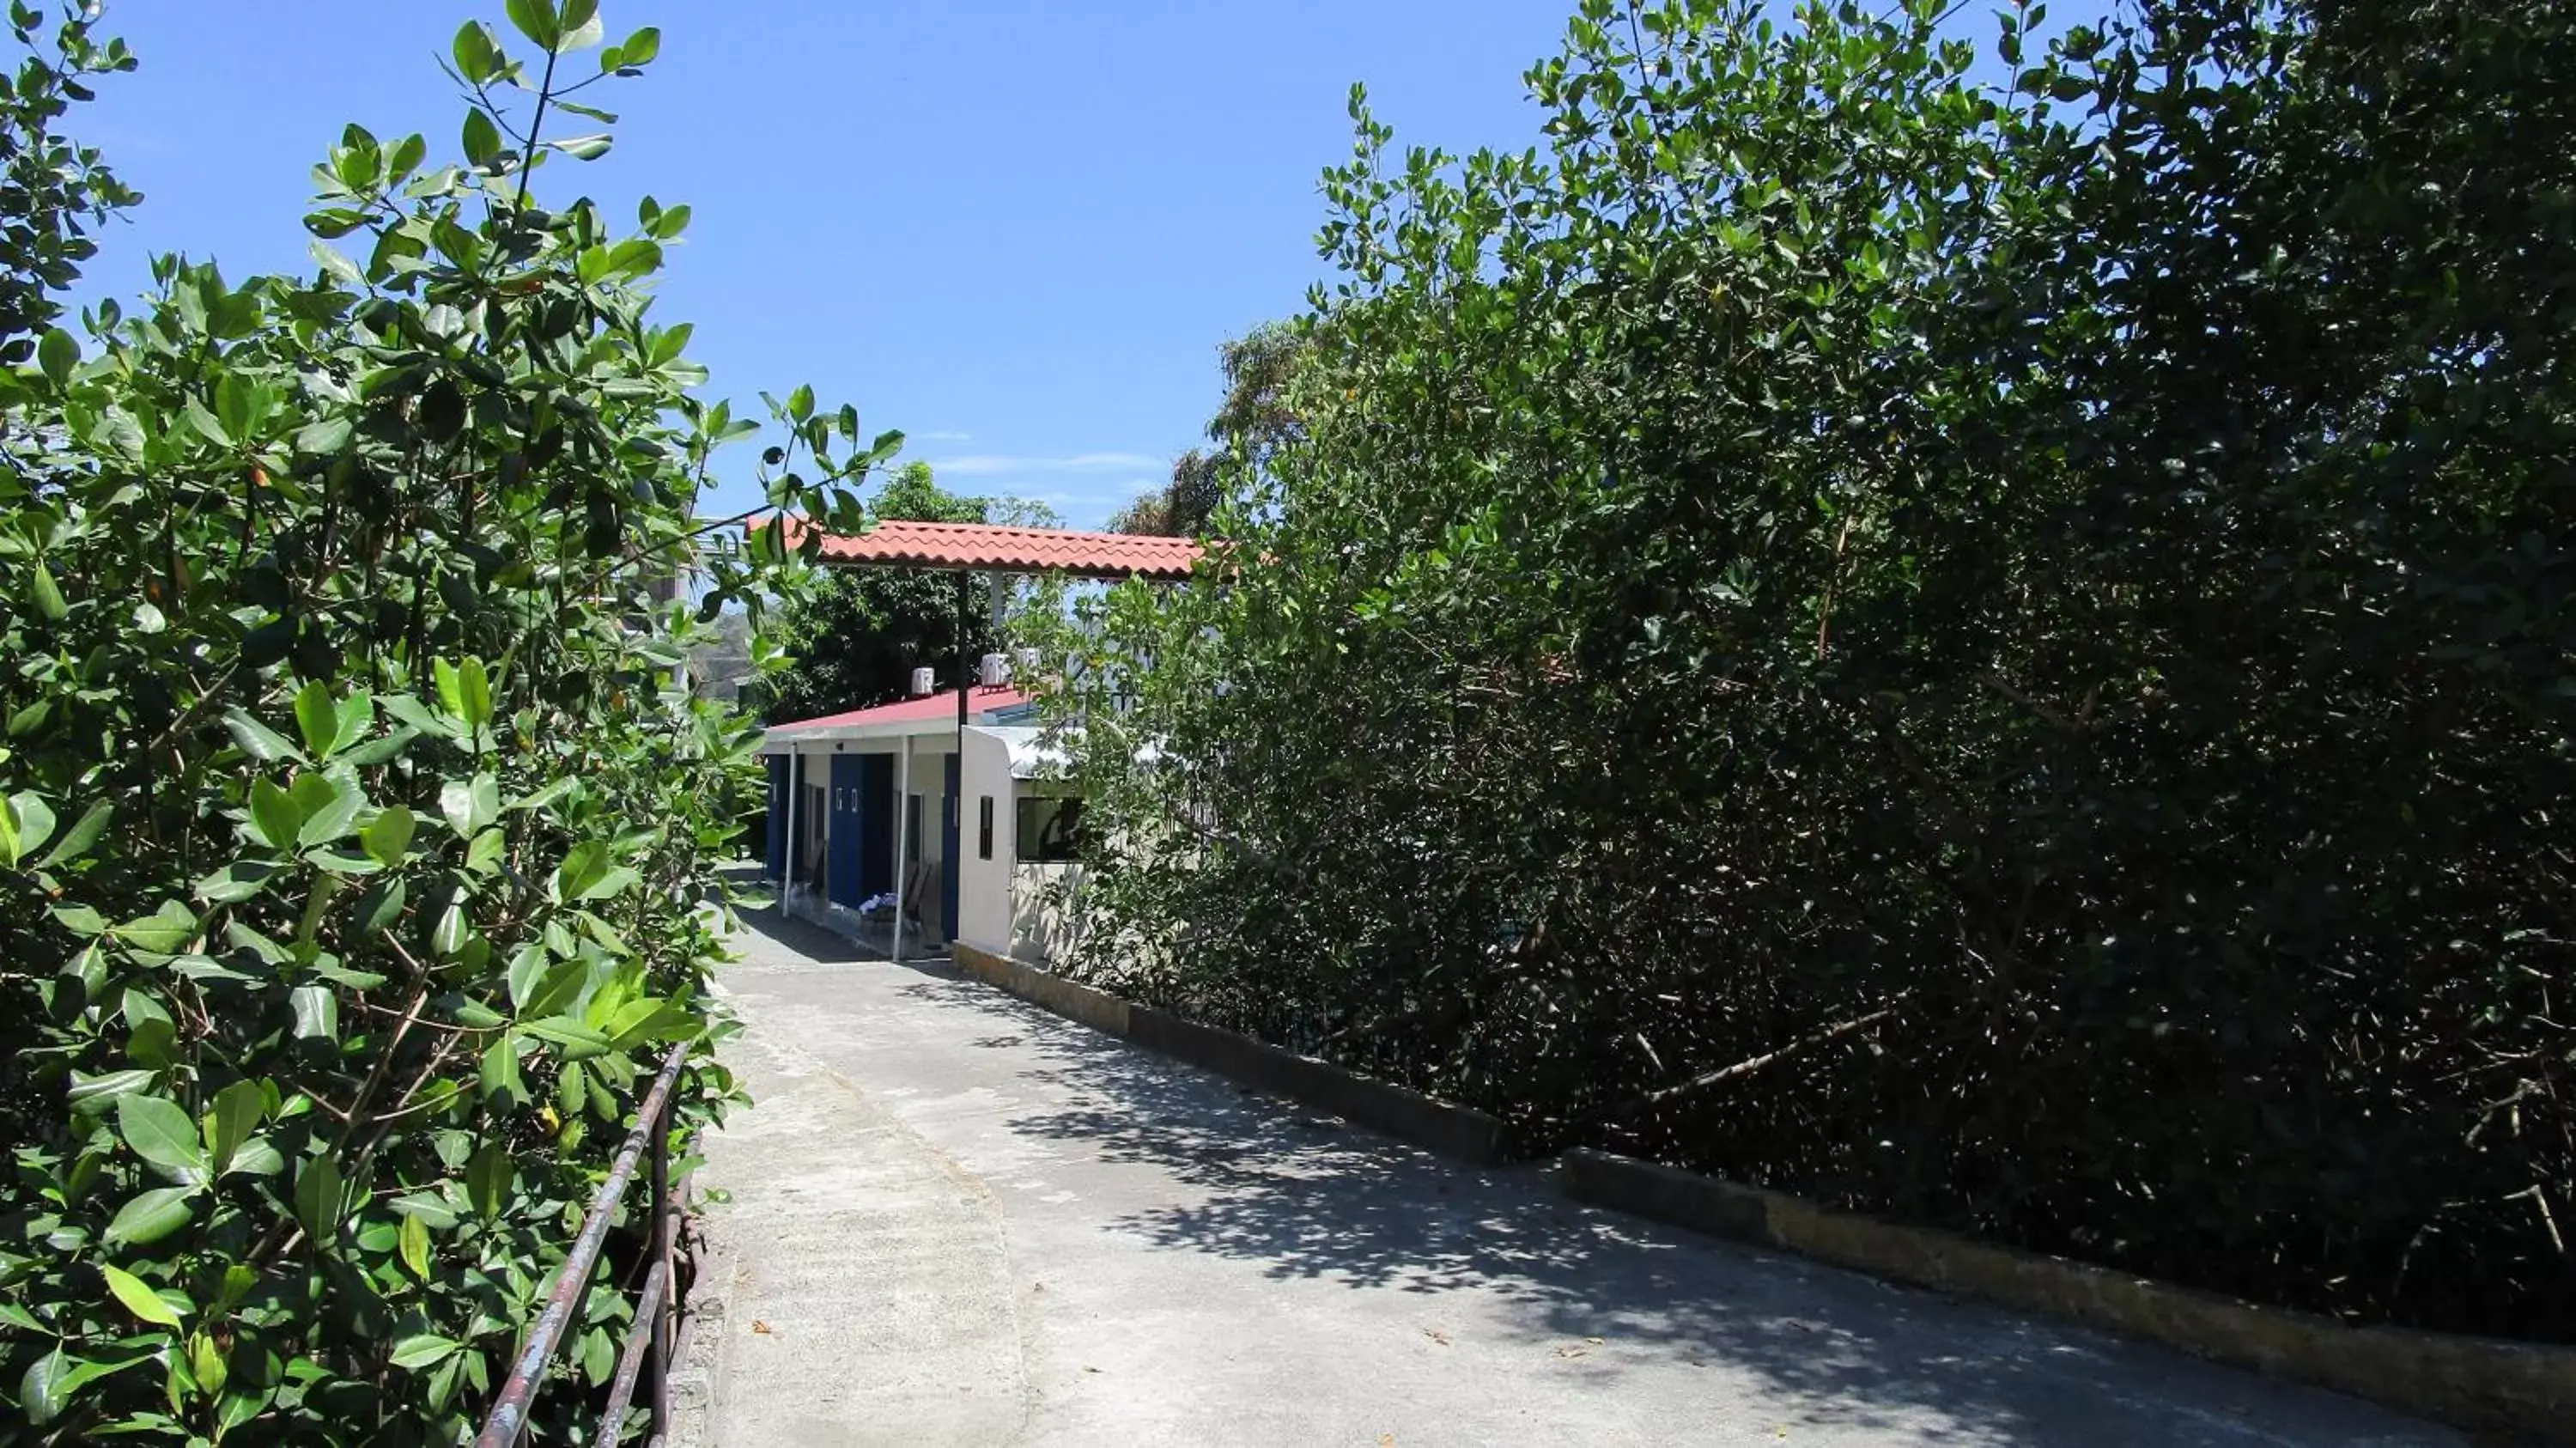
<box><xmin>754</xmin><ymin>517</ymin><xmax>1198</xmax><ymax>964</ymax></box>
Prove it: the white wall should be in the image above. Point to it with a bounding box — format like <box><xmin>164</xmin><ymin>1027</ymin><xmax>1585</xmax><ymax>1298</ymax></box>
<box><xmin>957</xmin><ymin>729</ymin><xmax>1017</xmax><ymax>957</ymax></box>
<box><xmin>1010</xmin><ymin>861</ymin><xmax>1086</xmax><ymax>964</ymax></box>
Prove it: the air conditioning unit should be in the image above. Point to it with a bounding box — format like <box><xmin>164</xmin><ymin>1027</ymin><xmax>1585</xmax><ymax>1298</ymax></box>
<box><xmin>978</xmin><ymin>652</ymin><xmax>1010</xmax><ymax>688</ymax></box>
<box><xmin>908</xmin><ymin>666</ymin><xmax>935</xmax><ymax>697</ymax></box>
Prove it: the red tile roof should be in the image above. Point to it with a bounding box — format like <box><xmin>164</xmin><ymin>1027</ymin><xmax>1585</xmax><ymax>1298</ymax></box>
<box><xmin>771</xmin><ymin>516</ymin><xmax>1202</xmax><ymax>581</ymax></box>
<box><xmin>769</xmin><ymin>684</ymin><xmax>1031</xmax><ymax>736</ymax></box>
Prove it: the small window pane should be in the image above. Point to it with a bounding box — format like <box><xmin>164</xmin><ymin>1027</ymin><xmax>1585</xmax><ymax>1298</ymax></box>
<box><xmin>978</xmin><ymin>795</ymin><xmax>993</xmax><ymax>861</ymax></box>
<box><xmin>1015</xmin><ymin>797</ymin><xmax>1085</xmax><ymax>863</ymax></box>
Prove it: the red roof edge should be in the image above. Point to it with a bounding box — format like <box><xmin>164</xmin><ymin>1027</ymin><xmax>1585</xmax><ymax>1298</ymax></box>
<box><xmin>759</xmin><ymin>515</ymin><xmax>1204</xmax><ymax>582</ymax></box>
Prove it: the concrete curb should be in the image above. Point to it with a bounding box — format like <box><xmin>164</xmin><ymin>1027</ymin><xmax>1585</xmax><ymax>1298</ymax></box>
<box><xmin>951</xmin><ymin>942</ymin><xmax>1131</xmax><ymax>1037</ymax></box>
<box><xmin>951</xmin><ymin>944</ymin><xmax>1503</xmax><ymax>1165</ymax></box>
<box><xmin>663</xmin><ymin>1173</ymin><xmax>721</xmax><ymax>1448</ymax></box>
<box><xmin>1558</xmin><ymin>1148</ymin><xmax>2573</xmax><ymax>1447</ymax></box>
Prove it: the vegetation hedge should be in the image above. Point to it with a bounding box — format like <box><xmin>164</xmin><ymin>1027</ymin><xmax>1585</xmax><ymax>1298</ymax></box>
<box><xmin>1043</xmin><ymin>0</ymin><xmax>2574</xmax><ymax>1342</ymax></box>
<box><xmin>0</xmin><ymin>3</ymin><xmax>884</xmax><ymax>1440</ymax></box>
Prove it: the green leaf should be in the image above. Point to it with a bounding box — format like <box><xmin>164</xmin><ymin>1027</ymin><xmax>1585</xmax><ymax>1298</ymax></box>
<box><xmin>457</xmin><ymin>657</ymin><xmax>492</xmax><ymax>729</ymax></box>
<box><xmin>104</xmin><ymin>1185</ymin><xmax>197</xmax><ymax>1246</ymax></box>
<box><xmin>112</xmin><ymin>900</ymin><xmax>199</xmax><ymax>955</ymax></box>
<box><xmin>332</xmin><ymin>691</ymin><xmax>375</xmax><ymax>753</ymax></box>
<box><xmin>554</xmin><ymin>0</ymin><xmax>602</xmax><ymax>51</ymax></box>
<box><xmin>308</xmin><ymin>240</ymin><xmax>364</xmax><ymax>291</ymax></box>
<box><xmin>294</xmin><ymin>770</ymin><xmax>365</xmax><ymax>848</ymax></box>
<box><xmin>69</xmin><ymin>1069</ymin><xmax>153</xmax><ymax>1111</ymax></box>
<box><xmin>100</xmin><ymin>1263</ymin><xmax>185</xmax><ymax>1329</ymax></box>
<box><xmin>505</xmin><ymin>945</ymin><xmax>550</xmax><ymax>1010</ymax></box>
<box><xmin>294</xmin><ymin>681</ymin><xmax>340</xmax><ymax>758</ymax></box>
<box><xmin>20</xmin><ymin>1348</ymin><xmax>149</xmax><ymax>1427</ymax></box>
<box><xmin>452</xmin><ymin>21</ymin><xmax>502</xmax><ymax>82</ymax></box>
<box><xmin>9</xmin><ymin>792</ymin><xmax>56</xmax><ymax>860</ymax></box>
<box><xmin>465</xmin><ymin>827</ymin><xmax>507</xmax><ymax>875</ymax></box>
<box><xmin>37</xmin><ymin>799</ymin><xmax>112</xmax><ymax>867</ymax></box>
<box><xmin>554</xmin><ymin>839</ymin><xmax>611</xmax><ymax>900</ymax></box>
<box><xmin>398</xmin><ymin>1211</ymin><xmax>430</xmax><ymax>1281</ymax></box>
<box><xmin>576</xmin><ymin>865</ymin><xmax>641</xmax><ymax>903</ymax></box>
<box><xmin>0</xmin><ymin>799</ymin><xmax>16</xmax><ymax>869</ymax></box>
<box><xmin>387</xmin><ymin>1192</ymin><xmax>460</xmax><ymax>1229</ymax></box>
<box><xmin>289</xmin><ymin>985</ymin><xmax>338</xmax><ymax>1042</ymax></box>
<box><xmin>29</xmin><ymin>561</ymin><xmax>65</xmax><ymax>621</ymax></box>
<box><xmin>309</xmin><ymin>847</ymin><xmax>385</xmax><ymax>878</ymax></box>
<box><xmin>554</xmin><ymin>132</ymin><xmax>611</xmax><ymax>161</ymax></box>
<box><xmin>355</xmin><ymin>874</ymin><xmax>408</xmax><ymax>933</ymax></box>
<box><xmin>378</xmin><ymin>692</ymin><xmax>458</xmax><ymax>741</ymax></box>
<box><xmin>462</xmin><ymin>107</ymin><xmax>502</xmax><ymax>170</ymax></box>
<box><xmin>465</xmin><ymin>1141</ymin><xmax>514</xmax><ymax>1220</ymax></box>
<box><xmin>617</xmin><ymin>25</ymin><xmax>659</xmax><ymax>66</ymax></box>
<box><xmin>605</xmin><ymin>999</ymin><xmax>696</xmax><ymax>1049</ymax></box>
<box><xmin>362</xmin><ymin>805</ymin><xmax>416</xmax><ymax>867</ymax></box>
<box><xmin>190</xmin><ymin>1331</ymin><xmax>228</xmax><ymax>1398</ymax></box>
<box><xmin>195</xmin><ymin>859</ymin><xmax>281</xmax><ymax>905</ymax></box>
<box><xmin>388</xmin><ymin>1335</ymin><xmax>459</xmax><ymax>1371</ymax></box>
<box><xmin>522</xmin><ymin>1014</ymin><xmax>613</xmax><ymax>1060</ymax></box>
<box><xmin>205</xmin><ymin>1080</ymin><xmax>265</xmax><ymax>1175</ymax></box>
<box><xmin>223</xmin><ymin>709</ymin><xmax>307</xmax><ymax>764</ymax></box>
<box><xmin>507</xmin><ymin>777</ymin><xmax>578</xmax><ymax>815</ymax></box>
<box><xmin>480</xmin><ymin>1029</ymin><xmax>526</xmax><ymax>1103</ymax></box>
<box><xmin>432</xmin><ymin>899</ymin><xmax>471</xmax><ymax>958</ymax></box>
<box><xmin>117</xmin><ymin>1094</ymin><xmax>206</xmax><ymax>1185</ymax></box>
<box><xmin>228</xmin><ymin>1138</ymin><xmax>285</xmax><ymax>1177</ymax></box>
<box><xmin>386</xmin><ymin>131</ymin><xmax>426</xmax><ymax>179</ymax></box>
<box><xmin>440</xmin><ymin>773</ymin><xmax>501</xmax><ymax>838</ymax></box>
<box><xmin>339</xmin><ymin>725</ymin><xmax>417</xmax><ymax>767</ymax></box>
<box><xmin>502</xmin><ymin>0</ymin><xmax>557</xmax><ymax>49</ymax></box>
<box><xmin>37</xmin><ymin>326</ymin><xmax>76</xmax><ymax>386</ymax></box>
<box><xmin>248</xmin><ymin>777</ymin><xmax>305</xmax><ymax>851</ymax></box>
<box><xmin>293</xmin><ymin>1156</ymin><xmax>343</xmax><ymax>1238</ymax></box>
<box><xmin>434</xmin><ymin>656</ymin><xmax>493</xmax><ymax>727</ymax></box>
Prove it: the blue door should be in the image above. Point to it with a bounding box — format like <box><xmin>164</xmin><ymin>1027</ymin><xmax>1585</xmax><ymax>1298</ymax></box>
<box><xmin>941</xmin><ymin>752</ymin><xmax>962</xmax><ymax>940</ymax></box>
<box><xmin>764</xmin><ymin>756</ymin><xmax>787</xmax><ymax>882</ymax></box>
<box><xmin>829</xmin><ymin>754</ymin><xmax>866</xmax><ymax>910</ymax></box>
<box><xmin>860</xmin><ymin>755</ymin><xmax>895</xmax><ymax>896</ymax></box>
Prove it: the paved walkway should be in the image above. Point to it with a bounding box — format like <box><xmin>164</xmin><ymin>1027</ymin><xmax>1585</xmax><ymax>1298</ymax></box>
<box><xmin>677</xmin><ymin>910</ymin><xmax>2459</xmax><ymax>1447</ymax></box>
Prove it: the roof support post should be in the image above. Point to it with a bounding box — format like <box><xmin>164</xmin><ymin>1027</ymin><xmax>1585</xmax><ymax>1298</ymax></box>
<box><xmin>956</xmin><ymin>571</ymin><xmax>972</xmax><ymax>741</ymax></box>
<box><xmin>891</xmin><ymin>737</ymin><xmax>910</xmax><ymax>964</ymax></box>
<box><xmin>781</xmin><ymin>748</ymin><xmax>799</xmax><ymax>898</ymax></box>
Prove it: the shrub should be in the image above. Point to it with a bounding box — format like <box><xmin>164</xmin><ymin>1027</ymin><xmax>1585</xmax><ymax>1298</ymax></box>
<box><xmin>0</xmin><ymin>3</ymin><xmax>887</xmax><ymax>1439</ymax></box>
<box><xmin>1044</xmin><ymin>0</ymin><xmax>2573</xmax><ymax>1341</ymax></box>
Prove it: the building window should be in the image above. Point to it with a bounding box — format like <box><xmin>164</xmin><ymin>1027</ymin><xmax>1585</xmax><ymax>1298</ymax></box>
<box><xmin>1016</xmin><ymin>797</ymin><xmax>1085</xmax><ymax>864</ymax></box>
<box><xmin>978</xmin><ymin>796</ymin><xmax>994</xmax><ymax>860</ymax></box>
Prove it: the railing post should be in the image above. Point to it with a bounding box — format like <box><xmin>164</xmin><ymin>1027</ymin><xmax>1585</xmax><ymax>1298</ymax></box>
<box><xmin>647</xmin><ymin>1081</ymin><xmax>672</xmax><ymax>1445</ymax></box>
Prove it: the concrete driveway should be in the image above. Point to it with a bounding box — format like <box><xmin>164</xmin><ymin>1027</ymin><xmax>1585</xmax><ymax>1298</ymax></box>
<box><xmin>675</xmin><ymin>909</ymin><xmax>2459</xmax><ymax>1448</ymax></box>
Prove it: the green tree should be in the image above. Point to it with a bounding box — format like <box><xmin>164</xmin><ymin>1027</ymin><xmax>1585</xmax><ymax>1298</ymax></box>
<box><xmin>761</xmin><ymin>461</ymin><xmax>1004</xmax><ymax>722</ymax></box>
<box><xmin>1043</xmin><ymin>0</ymin><xmax>2574</xmax><ymax>1343</ymax></box>
<box><xmin>1109</xmin><ymin>323</ymin><xmax>1302</xmax><ymax>537</ymax></box>
<box><xmin>0</xmin><ymin>3</ymin><xmax>889</xmax><ymax>1440</ymax></box>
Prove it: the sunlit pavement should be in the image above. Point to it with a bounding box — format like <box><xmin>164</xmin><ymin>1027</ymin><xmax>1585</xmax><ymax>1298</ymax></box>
<box><xmin>675</xmin><ymin>907</ymin><xmax>2460</xmax><ymax>1448</ymax></box>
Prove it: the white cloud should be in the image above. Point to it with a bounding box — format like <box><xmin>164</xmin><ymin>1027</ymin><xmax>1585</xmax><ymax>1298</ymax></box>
<box><xmin>929</xmin><ymin>452</ymin><xmax>1166</xmax><ymax>477</ymax></box>
<box><xmin>915</xmin><ymin>429</ymin><xmax>974</xmax><ymax>442</ymax></box>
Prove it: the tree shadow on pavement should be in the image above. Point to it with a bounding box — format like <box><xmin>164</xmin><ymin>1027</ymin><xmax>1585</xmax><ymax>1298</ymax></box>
<box><xmin>722</xmin><ymin>908</ymin><xmax>2452</xmax><ymax>1446</ymax></box>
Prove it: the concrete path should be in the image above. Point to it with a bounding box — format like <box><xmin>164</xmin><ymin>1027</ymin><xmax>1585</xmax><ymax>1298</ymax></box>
<box><xmin>677</xmin><ymin>910</ymin><xmax>2460</xmax><ymax>1448</ymax></box>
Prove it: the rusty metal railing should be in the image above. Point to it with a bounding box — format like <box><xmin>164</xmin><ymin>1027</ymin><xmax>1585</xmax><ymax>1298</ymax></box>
<box><xmin>475</xmin><ymin>1039</ymin><xmax>690</xmax><ymax>1448</ymax></box>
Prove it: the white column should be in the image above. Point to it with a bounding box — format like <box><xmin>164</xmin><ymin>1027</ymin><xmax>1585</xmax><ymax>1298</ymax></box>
<box><xmin>890</xmin><ymin>735</ymin><xmax>911</xmax><ymax>963</ymax></box>
<box><xmin>781</xmin><ymin>748</ymin><xmax>799</xmax><ymax>900</ymax></box>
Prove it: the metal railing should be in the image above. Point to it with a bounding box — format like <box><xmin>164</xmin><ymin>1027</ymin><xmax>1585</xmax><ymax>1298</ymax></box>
<box><xmin>475</xmin><ymin>1040</ymin><xmax>691</xmax><ymax>1448</ymax></box>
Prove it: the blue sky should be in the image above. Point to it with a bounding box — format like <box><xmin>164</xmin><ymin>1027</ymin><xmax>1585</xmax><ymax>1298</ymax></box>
<box><xmin>73</xmin><ymin>2</ymin><xmax>1581</xmax><ymax>527</ymax></box>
